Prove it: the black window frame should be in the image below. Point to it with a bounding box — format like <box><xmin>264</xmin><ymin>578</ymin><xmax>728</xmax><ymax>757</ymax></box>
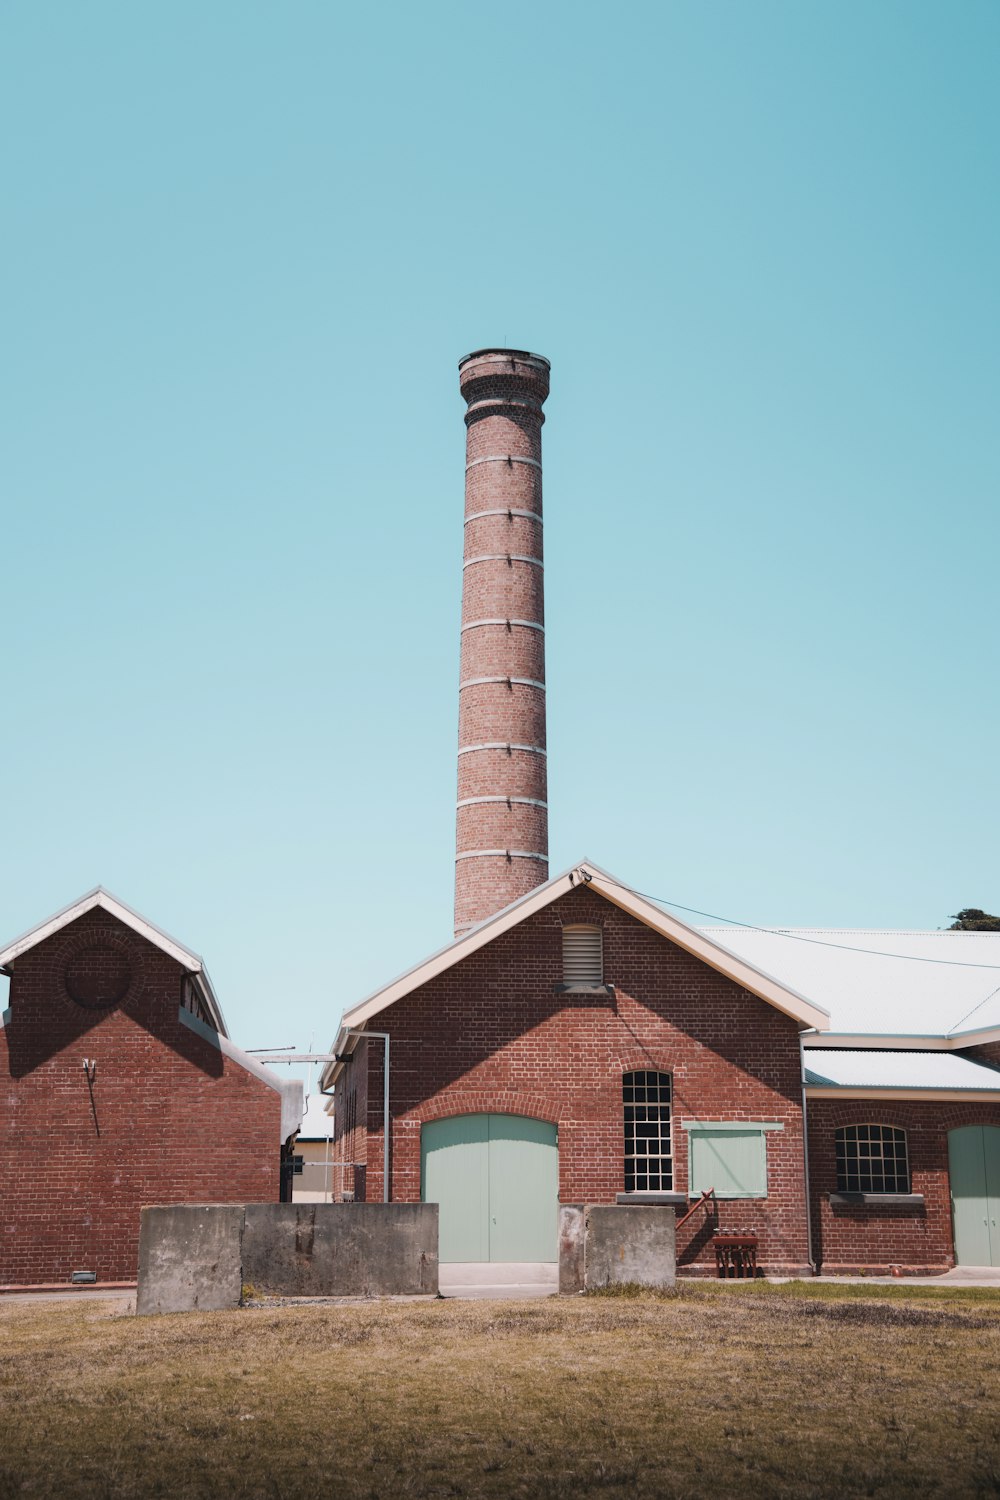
<box><xmin>623</xmin><ymin>1070</ymin><xmax>673</xmax><ymax>1193</ymax></box>
<box><xmin>835</xmin><ymin>1124</ymin><xmax>910</xmax><ymax>1194</ymax></box>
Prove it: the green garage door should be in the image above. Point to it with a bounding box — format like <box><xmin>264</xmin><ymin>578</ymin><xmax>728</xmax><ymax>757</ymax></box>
<box><xmin>421</xmin><ymin>1114</ymin><xmax>559</xmax><ymax>1263</ymax></box>
<box><xmin>949</xmin><ymin>1126</ymin><xmax>1000</xmax><ymax>1266</ymax></box>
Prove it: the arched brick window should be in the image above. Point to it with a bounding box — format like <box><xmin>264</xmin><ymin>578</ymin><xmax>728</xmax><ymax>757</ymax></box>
<box><xmin>835</xmin><ymin>1124</ymin><xmax>909</xmax><ymax>1194</ymax></box>
<box><xmin>623</xmin><ymin>1071</ymin><xmax>672</xmax><ymax>1192</ymax></box>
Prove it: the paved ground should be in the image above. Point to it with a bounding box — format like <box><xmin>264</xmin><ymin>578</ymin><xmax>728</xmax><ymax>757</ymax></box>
<box><xmin>0</xmin><ymin>1290</ymin><xmax>137</xmax><ymax>1307</ymax></box>
<box><xmin>439</xmin><ymin>1262</ymin><xmax>559</xmax><ymax>1298</ymax></box>
<box><xmin>3</xmin><ymin>1265</ymin><xmax>1000</xmax><ymax>1307</ymax></box>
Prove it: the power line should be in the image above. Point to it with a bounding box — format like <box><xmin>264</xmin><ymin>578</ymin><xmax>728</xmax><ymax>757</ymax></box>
<box><xmin>592</xmin><ymin>873</ymin><xmax>1000</xmax><ymax>973</ymax></box>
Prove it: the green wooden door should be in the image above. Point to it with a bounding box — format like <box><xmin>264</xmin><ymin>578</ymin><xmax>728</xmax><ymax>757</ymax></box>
<box><xmin>421</xmin><ymin>1114</ymin><xmax>558</xmax><ymax>1263</ymax></box>
<box><xmin>949</xmin><ymin>1126</ymin><xmax>1000</xmax><ymax>1266</ymax></box>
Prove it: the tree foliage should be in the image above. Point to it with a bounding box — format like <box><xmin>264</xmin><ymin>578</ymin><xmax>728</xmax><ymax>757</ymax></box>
<box><xmin>949</xmin><ymin>908</ymin><xmax>1000</xmax><ymax>931</ymax></box>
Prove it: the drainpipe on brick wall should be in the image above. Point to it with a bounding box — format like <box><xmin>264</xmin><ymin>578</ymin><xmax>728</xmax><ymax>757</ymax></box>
<box><xmin>343</xmin><ymin>1029</ymin><xmax>391</xmax><ymax>1204</ymax></box>
<box><xmin>800</xmin><ymin>1031</ymin><xmax>817</xmax><ymax>1275</ymax></box>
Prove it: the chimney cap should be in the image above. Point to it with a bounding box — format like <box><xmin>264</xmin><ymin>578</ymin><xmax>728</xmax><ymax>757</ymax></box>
<box><xmin>459</xmin><ymin>347</ymin><xmax>550</xmax><ymax>371</ymax></box>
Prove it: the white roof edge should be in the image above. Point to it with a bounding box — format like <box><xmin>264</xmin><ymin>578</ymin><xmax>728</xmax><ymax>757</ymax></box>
<box><xmin>0</xmin><ymin>888</ymin><xmax>229</xmax><ymax>1038</ymax></box>
<box><xmin>806</xmin><ymin>1086</ymin><xmax>1000</xmax><ymax>1102</ymax></box>
<box><xmin>319</xmin><ymin>859</ymin><xmax>831</xmax><ymax>1087</ymax></box>
<box><xmin>949</xmin><ymin>1024</ymin><xmax>1000</xmax><ymax>1047</ymax></box>
<box><xmin>804</xmin><ymin>1028</ymin><xmax>1000</xmax><ymax>1051</ymax></box>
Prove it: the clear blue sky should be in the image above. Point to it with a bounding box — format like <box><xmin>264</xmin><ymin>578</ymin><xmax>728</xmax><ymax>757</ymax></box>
<box><xmin>2</xmin><ymin>1</ymin><xmax>997</xmax><ymax>1056</ymax></box>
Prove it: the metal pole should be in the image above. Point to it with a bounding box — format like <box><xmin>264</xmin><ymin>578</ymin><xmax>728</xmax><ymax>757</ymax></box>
<box><xmin>800</xmin><ymin>1032</ymin><xmax>816</xmax><ymax>1275</ymax></box>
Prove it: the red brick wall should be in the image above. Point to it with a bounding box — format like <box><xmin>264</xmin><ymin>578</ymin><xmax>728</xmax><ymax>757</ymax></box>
<box><xmin>0</xmin><ymin>909</ymin><xmax>281</xmax><ymax>1285</ymax></box>
<box><xmin>961</xmin><ymin>1040</ymin><xmax>1000</xmax><ymax>1070</ymax></box>
<box><xmin>335</xmin><ymin>886</ymin><xmax>812</xmax><ymax>1274</ymax></box>
<box><xmin>807</xmin><ymin>1098</ymin><xmax>1000</xmax><ymax>1273</ymax></box>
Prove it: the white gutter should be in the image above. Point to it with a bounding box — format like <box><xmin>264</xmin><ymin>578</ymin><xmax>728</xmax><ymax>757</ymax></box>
<box><xmin>803</xmin><ymin>1029</ymin><xmax>1000</xmax><ymax>1051</ymax></box>
<box><xmin>799</xmin><ymin>1034</ymin><xmax>816</xmax><ymax>1275</ymax></box>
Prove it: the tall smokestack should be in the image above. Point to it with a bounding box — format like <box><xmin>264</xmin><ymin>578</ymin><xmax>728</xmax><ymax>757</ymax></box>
<box><xmin>455</xmin><ymin>349</ymin><xmax>551</xmax><ymax>934</ymax></box>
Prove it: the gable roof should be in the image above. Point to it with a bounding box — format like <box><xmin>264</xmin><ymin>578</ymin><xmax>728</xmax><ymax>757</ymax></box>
<box><xmin>698</xmin><ymin>927</ymin><xmax>1000</xmax><ymax>1041</ymax></box>
<box><xmin>0</xmin><ymin>887</ymin><xmax>228</xmax><ymax>1036</ymax></box>
<box><xmin>320</xmin><ymin>860</ymin><xmax>831</xmax><ymax>1086</ymax></box>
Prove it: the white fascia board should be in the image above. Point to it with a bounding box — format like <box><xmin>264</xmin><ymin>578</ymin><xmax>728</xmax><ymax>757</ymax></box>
<box><xmin>947</xmin><ymin>1025</ymin><xmax>1000</xmax><ymax>1048</ymax></box>
<box><xmin>802</xmin><ymin>1032</ymin><xmax>951</xmax><ymax>1049</ymax></box>
<box><xmin>806</xmin><ymin>1086</ymin><xmax>1000</xmax><ymax>1102</ymax></box>
<box><xmin>319</xmin><ymin>1027</ymin><xmax>360</xmax><ymax>1090</ymax></box>
<box><xmin>804</xmin><ymin>1029</ymin><xmax>1000</xmax><ymax>1052</ymax></box>
<box><xmin>0</xmin><ymin>887</ymin><xmax>206</xmax><ymax>975</ymax></box>
<box><xmin>319</xmin><ymin>859</ymin><xmax>830</xmax><ymax>1088</ymax></box>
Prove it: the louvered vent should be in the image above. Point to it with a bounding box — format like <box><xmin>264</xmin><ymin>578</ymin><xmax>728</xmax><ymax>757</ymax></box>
<box><xmin>562</xmin><ymin>924</ymin><xmax>603</xmax><ymax>984</ymax></box>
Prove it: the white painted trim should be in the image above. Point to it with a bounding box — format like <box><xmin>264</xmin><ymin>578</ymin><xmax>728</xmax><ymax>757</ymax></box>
<box><xmin>465</xmin><ymin>510</ymin><xmax>542</xmax><ymax>526</ymax></box>
<box><xmin>454</xmin><ymin>849</ymin><xmax>548</xmax><ymax>861</ymax></box>
<box><xmin>803</xmin><ymin>1029</ymin><xmax>1000</xmax><ymax>1052</ymax></box>
<box><xmin>458</xmin><ymin>742</ymin><xmax>546</xmax><ymax>756</ymax></box>
<box><xmin>463</xmin><ymin>554</ymin><xmax>543</xmax><ymax>569</ymax></box>
<box><xmin>949</xmin><ymin>1024</ymin><xmax>1000</xmax><ymax>1046</ymax></box>
<box><xmin>680</xmin><ymin>1120</ymin><xmax>785</xmax><ymax>1132</ymax></box>
<box><xmin>806</xmin><ymin>1085</ymin><xmax>1000</xmax><ymax>1102</ymax></box>
<box><xmin>459</xmin><ymin>677</ymin><xmax>546</xmax><ymax>692</ymax></box>
<box><xmin>319</xmin><ymin>859</ymin><xmax>832</xmax><ymax>1089</ymax></box>
<box><xmin>456</xmin><ymin>796</ymin><xmax>548</xmax><ymax>809</ymax></box>
<box><xmin>465</xmin><ymin>456</ymin><xmax>542</xmax><ymax>472</ymax></box>
<box><xmin>461</xmin><ymin>619</ymin><xmax>544</xmax><ymax>633</ymax></box>
<box><xmin>464</xmin><ymin>398</ymin><xmax>542</xmax><ymax>417</ymax></box>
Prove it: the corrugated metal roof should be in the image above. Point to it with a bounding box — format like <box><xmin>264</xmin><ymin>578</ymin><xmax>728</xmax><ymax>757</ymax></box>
<box><xmin>805</xmin><ymin>1049</ymin><xmax>1000</xmax><ymax>1091</ymax></box>
<box><xmin>698</xmin><ymin>928</ymin><xmax>1000</xmax><ymax>1036</ymax></box>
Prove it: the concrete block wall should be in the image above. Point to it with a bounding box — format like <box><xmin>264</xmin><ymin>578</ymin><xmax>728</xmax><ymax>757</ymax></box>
<box><xmin>136</xmin><ymin>1202</ymin><xmax>439</xmax><ymax>1313</ymax></box>
<box><xmin>559</xmin><ymin>1205</ymin><xmax>677</xmax><ymax>1291</ymax></box>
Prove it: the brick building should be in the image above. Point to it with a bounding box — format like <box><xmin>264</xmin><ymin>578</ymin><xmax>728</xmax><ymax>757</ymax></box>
<box><xmin>0</xmin><ymin>888</ymin><xmax>301</xmax><ymax>1287</ymax></box>
<box><xmin>321</xmin><ymin>348</ymin><xmax>1000</xmax><ymax>1277</ymax></box>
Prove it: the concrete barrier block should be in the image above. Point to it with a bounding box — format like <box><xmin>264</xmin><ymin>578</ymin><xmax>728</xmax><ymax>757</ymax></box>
<box><xmin>242</xmin><ymin>1203</ymin><xmax>439</xmax><ymax>1297</ymax></box>
<box><xmin>558</xmin><ymin>1205</ymin><xmax>585</xmax><ymax>1293</ymax></box>
<box><xmin>584</xmin><ymin>1205</ymin><xmax>676</xmax><ymax>1289</ymax></box>
<box><xmin>136</xmin><ymin>1205</ymin><xmax>244</xmax><ymax>1315</ymax></box>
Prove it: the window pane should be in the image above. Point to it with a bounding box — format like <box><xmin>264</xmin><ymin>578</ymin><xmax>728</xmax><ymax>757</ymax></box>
<box><xmin>623</xmin><ymin>1071</ymin><xmax>671</xmax><ymax>1193</ymax></box>
<box><xmin>835</xmin><ymin>1125</ymin><xmax>909</xmax><ymax>1193</ymax></box>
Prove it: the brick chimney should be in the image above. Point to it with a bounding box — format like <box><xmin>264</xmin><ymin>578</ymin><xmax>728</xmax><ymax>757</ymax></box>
<box><xmin>455</xmin><ymin>349</ymin><xmax>551</xmax><ymax>934</ymax></box>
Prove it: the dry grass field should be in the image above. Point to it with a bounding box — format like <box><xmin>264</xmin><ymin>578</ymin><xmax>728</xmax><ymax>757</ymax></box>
<box><xmin>1</xmin><ymin>1281</ymin><xmax>999</xmax><ymax>1499</ymax></box>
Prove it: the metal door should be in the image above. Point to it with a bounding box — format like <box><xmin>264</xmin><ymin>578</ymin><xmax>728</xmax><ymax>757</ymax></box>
<box><xmin>949</xmin><ymin>1125</ymin><xmax>1000</xmax><ymax>1266</ymax></box>
<box><xmin>421</xmin><ymin>1113</ymin><xmax>558</xmax><ymax>1263</ymax></box>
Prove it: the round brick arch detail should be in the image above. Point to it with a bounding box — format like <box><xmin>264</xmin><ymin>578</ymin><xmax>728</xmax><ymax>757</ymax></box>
<box><xmin>54</xmin><ymin>926</ymin><xmax>147</xmax><ymax>1015</ymax></box>
<box><xmin>414</xmin><ymin>1090</ymin><xmax>564</xmax><ymax>1128</ymax></box>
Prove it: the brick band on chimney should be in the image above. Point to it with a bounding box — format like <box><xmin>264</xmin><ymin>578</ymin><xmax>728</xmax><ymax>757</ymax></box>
<box><xmin>455</xmin><ymin>349</ymin><xmax>551</xmax><ymax>934</ymax></box>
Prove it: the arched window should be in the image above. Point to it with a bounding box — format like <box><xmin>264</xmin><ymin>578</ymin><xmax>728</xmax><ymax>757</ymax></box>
<box><xmin>562</xmin><ymin>924</ymin><xmax>603</xmax><ymax>984</ymax></box>
<box><xmin>835</xmin><ymin>1124</ymin><xmax>909</xmax><ymax>1194</ymax></box>
<box><xmin>623</xmin><ymin>1071</ymin><xmax>672</xmax><ymax>1192</ymax></box>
